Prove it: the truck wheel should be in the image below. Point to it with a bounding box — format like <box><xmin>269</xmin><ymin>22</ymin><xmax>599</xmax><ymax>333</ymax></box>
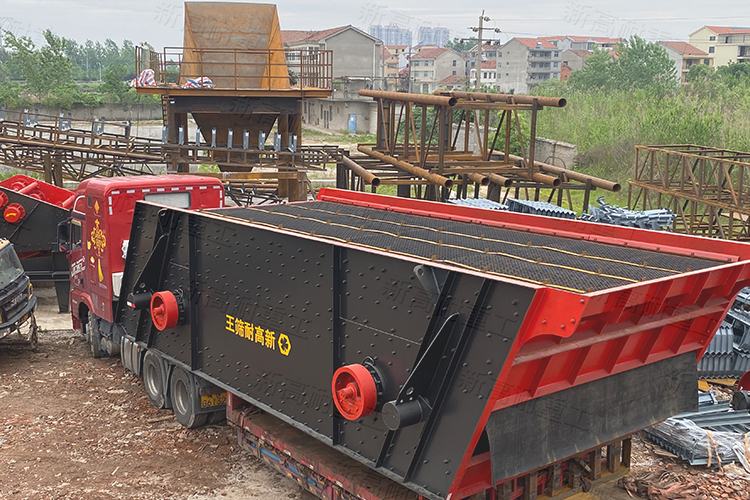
<box><xmin>143</xmin><ymin>350</ymin><xmax>167</xmax><ymax>409</ymax></box>
<box><xmin>86</xmin><ymin>315</ymin><xmax>104</xmax><ymax>358</ymax></box>
<box><xmin>169</xmin><ymin>366</ymin><xmax>208</xmax><ymax>429</ymax></box>
<box><xmin>206</xmin><ymin>411</ymin><xmax>226</xmax><ymax>425</ymax></box>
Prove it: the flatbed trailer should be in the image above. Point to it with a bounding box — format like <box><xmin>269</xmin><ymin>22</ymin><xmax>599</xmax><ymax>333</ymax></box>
<box><xmin>117</xmin><ymin>188</ymin><xmax>750</xmax><ymax>500</ymax></box>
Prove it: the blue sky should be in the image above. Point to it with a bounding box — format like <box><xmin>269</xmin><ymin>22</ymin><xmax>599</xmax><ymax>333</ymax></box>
<box><xmin>1</xmin><ymin>0</ymin><xmax>749</xmax><ymax>48</ymax></box>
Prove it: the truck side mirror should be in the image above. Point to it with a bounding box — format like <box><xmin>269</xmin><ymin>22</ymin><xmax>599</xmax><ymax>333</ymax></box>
<box><xmin>57</xmin><ymin>219</ymin><xmax>71</xmax><ymax>253</ymax></box>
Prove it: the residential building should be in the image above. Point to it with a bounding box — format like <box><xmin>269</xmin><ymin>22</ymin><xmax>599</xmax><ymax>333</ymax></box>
<box><xmin>496</xmin><ymin>38</ymin><xmax>561</xmax><ymax>94</ymax></box>
<box><xmin>438</xmin><ymin>74</ymin><xmax>468</xmax><ymax>91</ymax></box>
<box><xmin>418</xmin><ymin>27</ymin><xmax>450</xmax><ymax>48</ymax></box>
<box><xmin>561</xmin><ymin>49</ymin><xmax>592</xmax><ymax>71</ymax></box>
<box><xmin>283</xmin><ymin>25</ymin><xmax>383</xmax><ymax>94</ymax></box>
<box><xmin>470</xmin><ymin>60</ymin><xmax>497</xmax><ymax>88</ymax></box>
<box><xmin>369</xmin><ymin>24</ymin><xmax>412</xmax><ymax>46</ymax></box>
<box><xmin>659</xmin><ymin>41</ymin><xmax>713</xmax><ymax>83</ymax></box>
<box><xmin>688</xmin><ymin>26</ymin><xmax>750</xmax><ymax>67</ymax></box>
<box><xmin>560</xmin><ymin>63</ymin><xmax>572</xmax><ymax>81</ymax></box>
<box><xmin>548</xmin><ymin>36</ymin><xmax>621</xmax><ymax>52</ymax></box>
<box><xmin>381</xmin><ymin>46</ymin><xmax>400</xmax><ymax>90</ymax></box>
<box><xmin>409</xmin><ymin>47</ymin><xmax>467</xmax><ymax>94</ymax></box>
<box><xmin>387</xmin><ymin>45</ymin><xmax>409</xmax><ymax>56</ymax></box>
<box><xmin>283</xmin><ymin>26</ymin><xmax>381</xmax><ymax>133</ymax></box>
<box><xmin>467</xmin><ymin>42</ymin><xmax>502</xmax><ymax>71</ymax></box>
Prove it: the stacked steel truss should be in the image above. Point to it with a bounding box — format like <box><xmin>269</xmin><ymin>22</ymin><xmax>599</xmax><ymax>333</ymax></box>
<box><xmin>0</xmin><ymin>110</ymin><xmax>344</xmax><ymax>204</ymax></box>
<box><xmin>629</xmin><ymin>145</ymin><xmax>750</xmax><ymax>240</ymax></box>
<box><xmin>337</xmin><ymin>90</ymin><xmax>620</xmax><ymax>213</ymax></box>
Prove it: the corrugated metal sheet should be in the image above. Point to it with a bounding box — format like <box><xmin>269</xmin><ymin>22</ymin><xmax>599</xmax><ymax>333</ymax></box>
<box><xmin>450</xmin><ymin>198</ymin><xmax>508</xmax><ymax>211</ymax></box>
<box><xmin>507</xmin><ymin>199</ymin><xmax>576</xmax><ymax>219</ymax></box>
<box><xmin>697</xmin><ymin>354</ymin><xmax>735</xmax><ymax>378</ymax></box>
<box><xmin>733</xmin><ymin>351</ymin><xmax>750</xmax><ymax>375</ymax></box>
<box><xmin>705</xmin><ymin>324</ymin><xmax>734</xmax><ymax>355</ymax></box>
<box><xmin>645</xmin><ymin>401</ymin><xmax>750</xmax><ymax>466</ymax></box>
<box><xmin>726</xmin><ymin>308</ymin><xmax>750</xmax><ymax>352</ymax></box>
<box><xmin>675</xmin><ymin>402</ymin><xmax>750</xmax><ymax>433</ymax></box>
<box><xmin>697</xmin><ymin>323</ymin><xmax>750</xmax><ymax>378</ymax></box>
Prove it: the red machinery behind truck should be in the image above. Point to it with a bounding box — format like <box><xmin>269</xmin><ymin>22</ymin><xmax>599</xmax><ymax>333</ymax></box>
<box><xmin>63</xmin><ymin>176</ymin><xmax>225</xmax><ymax>357</ymax></box>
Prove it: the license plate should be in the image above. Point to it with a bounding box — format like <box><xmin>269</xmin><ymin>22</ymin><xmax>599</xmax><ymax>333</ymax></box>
<box><xmin>200</xmin><ymin>392</ymin><xmax>227</xmax><ymax>409</ymax></box>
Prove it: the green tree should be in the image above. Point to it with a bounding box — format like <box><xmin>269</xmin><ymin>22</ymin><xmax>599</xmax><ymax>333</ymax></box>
<box><xmin>446</xmin><ymin>37</ymin><xmax>478</xmax><ymax>54</ymax></box>
<box><xmin>568</xmin><ymin>36</ymin><xmax>676</xmax><ymax>92</ymax></box>
<box><xmin>716</xmin><ymin>62</ymin><xmax>750</xmax><ymax>86</ymax></box>
<box><xmin>568</xmin><ymin>46</ymin><xmax>616</xmax><ymax>90</ymax></box>
<box><xmin>686</xmin><ymin>63</ymin><xmax>715</xmax><ymax>83</ymax></box>
<box><xmin>101</xmin><ymin>64</ymin><xmax>129</xmax><ymax>103</ymax></box>
<box><xmin>5</xmin><ymin>29</ymin><xmax>74</xmax><ymax>100</ymax></box>
<box><xmin>614</xmin><ymin>36</ymin><xmax>676</xmax><ymax>90</ymax></box>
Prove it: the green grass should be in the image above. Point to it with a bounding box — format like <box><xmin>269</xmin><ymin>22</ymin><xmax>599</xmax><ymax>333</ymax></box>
<box><xmin>534</xmin><ymin>83</ymin><xmax>750</xmax><ymax>187</ymax></box>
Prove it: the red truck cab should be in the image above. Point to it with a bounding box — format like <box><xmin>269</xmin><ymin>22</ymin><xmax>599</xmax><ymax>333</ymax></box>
<box><xmin>66</xmin><ymin>175</ymin><xmax>224</xmax><ymax>356</ymax></box>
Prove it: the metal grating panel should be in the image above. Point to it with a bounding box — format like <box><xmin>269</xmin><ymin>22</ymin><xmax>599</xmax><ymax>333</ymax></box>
<box><xmin>208</xmin><ymin>202</ymin><xmax>722</xmax><ymax>293</ymax></box>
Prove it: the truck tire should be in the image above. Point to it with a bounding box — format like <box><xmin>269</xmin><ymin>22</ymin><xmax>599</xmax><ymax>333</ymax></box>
<box><xmin>86</xmin><ymin>314</ymin><xmax>105</xmax><ymax>359</ymax></box>
<box><xmin>169</xmin><ymin>366</ymin><xmax>208</xmax><ymax>429</ymax></box>
<box><xmin>207</xmin><ymin>411</ymin><xmax>226</xmax><ymax>425</ymax></box>
<box><xmin>143</xmin><ymin>350</ymin><xmax>167</xmax><ymax>409</ymax></box>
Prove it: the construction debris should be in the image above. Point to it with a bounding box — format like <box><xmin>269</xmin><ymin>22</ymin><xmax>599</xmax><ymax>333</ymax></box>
<box><xmin>618</xmin><ymin>470</ymin><xmax>708</xmax><ymax>500</ymax></box>
<box><xmin>579</xmin><ymin>197</ymin><xmax>676</xmax><ymax>230</ymax></box>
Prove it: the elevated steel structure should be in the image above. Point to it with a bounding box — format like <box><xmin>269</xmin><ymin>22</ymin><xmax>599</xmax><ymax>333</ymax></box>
<box><xmin>629</xmin><ymin>145</ymin><xmax>750</xmax><ymax>240</ymax></box>
<box><xmin>337</xmin><ymin>90</ymin><xmax>620</xmax><ymax>211</ymax></box>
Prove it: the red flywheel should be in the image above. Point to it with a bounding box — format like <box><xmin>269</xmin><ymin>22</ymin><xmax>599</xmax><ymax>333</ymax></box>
<box><xmin>150</xmin><ymin>291</ymin><xmax>180</xmax><ymax>331</ymax></box>
<box><xmin>331</xmin><ymin>364</ymin><xmax>378</xmax><ymax>420</ymax></box>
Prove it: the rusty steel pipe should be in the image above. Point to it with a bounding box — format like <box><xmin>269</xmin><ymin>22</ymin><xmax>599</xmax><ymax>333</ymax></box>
<box><xmin>487</xmin><ymin>173</ymin><xmax>513</xmax><ymax>188</ymax></box>
<box><xmin>512</xmin><ymin>169</ymin><xmax>561</xmax><ymax>187</ymax></box>
<box><xmin>358</xmin><ymin>146</ymin><xmax>453</xmax><ymax>189</ymax></box>
<box><xmin>467</xmin><ymin>172</ymin><xmax>512</xmax><ymax>188</ymax></box>
<box><xmin>359</xmin><ymin>90</ymin><xmax>457</xmax><ymax>107</ymax></box>
<box><xmin>434</xmin><ymin>90</ymin><xmax>566</xmax><ymax>108</ymax></box>
<box><xmin>342</xmin><ymin>156</ymin><xmax>381</xmax><ymax>187</ymax></box>
<box><xmin>505</xmin><ymin>154</ymin><xmax>621</xmax><ymax>192</ymax></box>
<box><xmin>465</xmin><ymin>173</ymin><xmax>490</xmax><ymax>186</ymax></box>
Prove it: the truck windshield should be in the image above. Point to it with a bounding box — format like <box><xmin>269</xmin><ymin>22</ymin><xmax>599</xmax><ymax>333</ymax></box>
<box><xmin>0</xmin><ymin>245</ymin><xmax>25</xmax><ymax>289</ymax></box>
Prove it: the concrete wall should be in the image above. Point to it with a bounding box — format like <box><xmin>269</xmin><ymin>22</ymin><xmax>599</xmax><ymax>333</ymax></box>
<box><xmin>5</xmin><ymin>103</ymin><xmax>162</xmax><ymax>122</ymax></box>
<box><xmin>534</xmin><ymin>137</ymin><xmax>578</xmax><ymax>169</ymax></box>
<box><xmin>451</xmin><ymin>122</ymin><xmax>578</xmax><ymax>168</ymax></box>
<box><xmin>661</xmin><ymin>45</ymin><xmax>685</xmax><ymax>83</ymax></box>
<box><xmin>435</xmin><ymin>50</ymin><xmax>465</xmax><ymax>83</ymax></box>
<box><xmin>496</xmin><ymin>40</ymin><xmax>530</xmax><ymax>94</ymax></box>
<box><xmin>326</xmin><ymin>29</ymin><xmax>379</xmax><ymax>79</ymax></box>
<box><xmin>561</xmin><ymin>49</ymin><xmax>588</xmax><ymax>71</ymax></box>
<box><xmin>303</xmin><ymin>98</ymin><xmax>377</xmax><ymax>134</ymax></box>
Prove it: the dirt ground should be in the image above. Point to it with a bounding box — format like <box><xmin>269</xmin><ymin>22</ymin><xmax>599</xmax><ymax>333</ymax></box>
<box><xmin>2</xmin><ymin>287</ymin><xmax>749</xmax><ymax>500</ymax></box>
<box><xmin>0</xmin><ymin>287</ymin><xmax>315</xmax><ymax>500</ymax></box>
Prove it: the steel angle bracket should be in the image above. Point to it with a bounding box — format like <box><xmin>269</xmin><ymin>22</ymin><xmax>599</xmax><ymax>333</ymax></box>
<box><xmin>382</xmin><ymin>313</ymin><xmax>461</xmax><ymax>431</ymax></box>
<box><xmin>129</xmin><ymin>208</ymin><xmax>183</xmax><ymax>303</ymax></box>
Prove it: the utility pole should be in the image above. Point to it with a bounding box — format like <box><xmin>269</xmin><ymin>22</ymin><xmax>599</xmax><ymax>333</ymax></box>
<box><xmin>381</xmin><ymin>43</ymin><xmax>386</xmax><ymax>90</ymax></box>
<box><xmin>469</xmin><ymin>11</ymin><xmax>501</xmax><ymax>90</ymax></box>
<box><xmin>407</xmin><ymin>45</ymin><xmax>414</xmax><ymax>93</ymax></box>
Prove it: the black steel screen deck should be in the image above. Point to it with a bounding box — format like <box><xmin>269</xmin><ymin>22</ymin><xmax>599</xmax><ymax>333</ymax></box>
<box><xmin>208</xmin><ymin>202</ymin><xmax>722</xmax><ymax>293</ymax></box>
